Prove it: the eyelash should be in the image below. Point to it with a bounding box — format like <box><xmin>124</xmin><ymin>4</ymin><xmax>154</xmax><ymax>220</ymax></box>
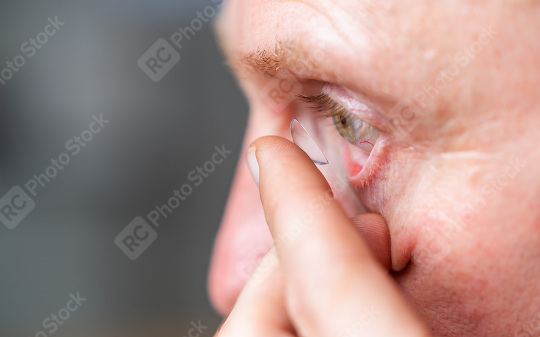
<box><xmin>297</xmin><ymin>92</ymin><xmax>380</xmax><ymax>151</ymax></box>
<box><xmin>298</xmin><ymin>92</ymin><xmax>347</xmax><ymax>120</ymax></box>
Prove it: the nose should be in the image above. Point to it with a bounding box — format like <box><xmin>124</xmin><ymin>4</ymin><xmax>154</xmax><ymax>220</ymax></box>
<box><xmin>207</xmin><ymin>149</ymin><xmax>273</xmax><ymax>315</ymax></box>
<box><xmin>208</xmin><ymin>112</ymin><xmax>290</xmax><ymax>315</ymax></box>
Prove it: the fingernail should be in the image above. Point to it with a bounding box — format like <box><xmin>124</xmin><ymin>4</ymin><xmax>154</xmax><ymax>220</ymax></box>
<box><xmin>246</xmin><ymin>147</ymin><xmax>259</xmax><ymax>186</ymax></box>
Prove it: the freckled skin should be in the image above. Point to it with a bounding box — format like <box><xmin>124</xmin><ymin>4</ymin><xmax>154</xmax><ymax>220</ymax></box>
<box><xmin>209</xmin><ymin>1</ymin><xmax>540</xmax><ymax>336</ymax></box>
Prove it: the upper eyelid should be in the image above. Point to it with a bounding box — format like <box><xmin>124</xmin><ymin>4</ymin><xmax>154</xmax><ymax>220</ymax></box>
<box><xmin>297</xmin><ymin>92</ymin><xmax>340</xmax><ymax>113</ymax></box>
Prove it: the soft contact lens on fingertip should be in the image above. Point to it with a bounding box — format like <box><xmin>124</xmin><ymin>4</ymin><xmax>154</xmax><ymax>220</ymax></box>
<box><xmin>290</xmin><ymin>118</ymin><xmax>329</xmax><ymax>165</ymax></box>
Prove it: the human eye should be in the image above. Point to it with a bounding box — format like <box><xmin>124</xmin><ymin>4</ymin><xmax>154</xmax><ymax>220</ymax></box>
<box><xmin>296</xmin><ymin>84</ymin><xmax>387</xmax><ymax>182</ymax></box>
<box><xmin>299</xmin><ymin>92</ymin><xmax>380</xmax><ymax>154</ymax></box>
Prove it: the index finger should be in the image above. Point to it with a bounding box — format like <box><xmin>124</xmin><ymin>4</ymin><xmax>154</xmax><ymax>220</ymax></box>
<box><xmin>250</xmin><ymin>136</ymin><xmax>429</xmax><ymax>337</ymax></box>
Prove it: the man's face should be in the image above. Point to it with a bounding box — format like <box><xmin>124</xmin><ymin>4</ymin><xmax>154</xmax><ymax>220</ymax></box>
<box><xmin>208</xmin><ymin>0</ymin><xmax>540</xmax><ymax>335</ymax></box>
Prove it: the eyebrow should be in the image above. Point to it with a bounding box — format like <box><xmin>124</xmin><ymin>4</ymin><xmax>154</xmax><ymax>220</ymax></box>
<box><xmin>241</xmin><ymin>42</ymin><xmax>291</xmax><ymax>77</ymax></box>
<box><xmin>214</xmin><ymin>18</ymin><xmax>305</xmax><ymax>80</ymax></box>
<box><xmin>213</xmin><ymin>12</ymin><xmax>322</xmax><ymax>80</ymax></box>
<box><xmin>231</xmin><ymin>41</ymin><xmax>303</xmax><ymax>78</ymax></box>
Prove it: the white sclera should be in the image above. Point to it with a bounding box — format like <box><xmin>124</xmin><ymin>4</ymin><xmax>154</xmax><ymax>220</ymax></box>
<box><xmin>290</xmin><ymin>118</ymin><xmax>329</xmax><ymax>165</ymax></box>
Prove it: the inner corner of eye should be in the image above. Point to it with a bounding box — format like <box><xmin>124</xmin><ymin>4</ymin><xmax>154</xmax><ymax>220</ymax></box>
<box><xmin>341</xmin><ymin>139</ymin><xmax>373</xmax><ymax>178</ymax></box>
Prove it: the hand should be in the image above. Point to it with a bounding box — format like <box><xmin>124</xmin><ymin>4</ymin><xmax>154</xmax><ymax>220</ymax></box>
<box><xmin>215</xmin><ymin>136</ymin><xmax>430</xmax><ymax>337</ymax></box>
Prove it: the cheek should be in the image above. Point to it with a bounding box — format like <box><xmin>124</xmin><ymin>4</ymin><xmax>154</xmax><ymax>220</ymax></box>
<box><xmin>392</xmin><ymin>163</ymin><xmax>540</xmax><ymax>334</ymax></box>
<box><xmin>397</xmin><ymin>209</ymin><xmax>532</xmax><ymax>336</ymax></box>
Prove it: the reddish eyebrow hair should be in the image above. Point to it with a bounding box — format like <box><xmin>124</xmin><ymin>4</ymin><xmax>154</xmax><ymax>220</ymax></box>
<box><xmin>213</xmin><ymin>15</ymin><xmax>308</xmax><ymax>78</ymax></box>
<box><xmin>231</xmin><ymin>42</ymin><xmax>295</xmax><ymax>78</ymax></box>
<box><xmin>243</xmin><ymin>47</ymin><xmax>285</xmax><ymax>77</ymax></box>
<box><xmin>218</xmin><ymin>35</ymin><xmax>303</xmax><ymax>78</ymax></box>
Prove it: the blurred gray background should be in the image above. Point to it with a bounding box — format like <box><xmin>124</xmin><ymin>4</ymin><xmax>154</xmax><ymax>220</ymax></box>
<box><xmin>0</xmin><ymin>0</ymin><xmax>247</xmax><ymax>335</ymax></box>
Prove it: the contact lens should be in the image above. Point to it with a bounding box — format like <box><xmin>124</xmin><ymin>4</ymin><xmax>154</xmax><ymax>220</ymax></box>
<box><xmin>290</xmin><ymin>118</ymin><xmax>329</xmax><ymax>165</ymax></box>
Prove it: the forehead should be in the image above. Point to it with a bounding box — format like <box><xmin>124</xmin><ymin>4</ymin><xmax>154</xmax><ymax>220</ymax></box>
<box><xmin>217</xmin><ymin>0</ymin><xmax>383</xmax><ymax>63</ymax></box>
<box><xmin>216</xmin><ymin>0</ymin><xmax>491</xmax><ymax>89</ymax></box>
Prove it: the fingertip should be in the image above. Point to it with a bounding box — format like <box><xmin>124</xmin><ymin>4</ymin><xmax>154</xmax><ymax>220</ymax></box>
<box><xmin>250</xmin><ymin>135</ymin><xmax>330</xmax><ymax>196</ymax></box>
<box><xmin>246</xmin><ymin>147</ymin><xmax>260</xmax><ymax>186</ymax></box>
<box><xmin>250</xmin><ymin>136</ymin><xmax>299</xmax><ymax>164</ymax></box>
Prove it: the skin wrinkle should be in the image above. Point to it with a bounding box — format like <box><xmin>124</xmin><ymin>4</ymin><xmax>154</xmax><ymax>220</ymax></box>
<box><xmin>272</xmin><ymin>0</ymin><xmax>377</xmax><ymax>52</ymax></box>
<box><xmin>333</xmin><ymin>1</ymin><xmax>393</xmax><ymax>53</ymax></box>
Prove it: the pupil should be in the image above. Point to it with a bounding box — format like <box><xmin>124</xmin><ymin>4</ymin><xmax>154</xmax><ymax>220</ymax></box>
<box><xmin>340</xmin><ymin>115</ymin><xmax>347</xmax><ymax>126</ymax></box>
